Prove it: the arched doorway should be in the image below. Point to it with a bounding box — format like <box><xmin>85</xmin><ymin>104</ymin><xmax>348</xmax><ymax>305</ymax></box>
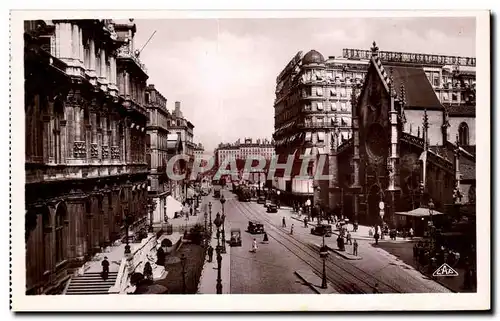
<box><xmin>25</xmin><ymin>206</ymin><xmax>51</xmax><ymax>293</ymax></box>
<box><xmin>367</xmin><ymin>184</ymin><xmax>382</xmax><ymax>226</ymax></box>
<box><xmin>54</xmin><ymin>201</ymin><xmax>67</xmax><ymax>265</ymax></box>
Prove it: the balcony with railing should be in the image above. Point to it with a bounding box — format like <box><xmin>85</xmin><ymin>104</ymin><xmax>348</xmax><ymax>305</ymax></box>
<box><xmin>116</xmin><ymin>45</ymin><xmax>148</xmax><ymax>75</ymax></box>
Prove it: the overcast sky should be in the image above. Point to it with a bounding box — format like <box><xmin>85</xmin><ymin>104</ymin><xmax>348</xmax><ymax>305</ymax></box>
<box><xmin>133</xmin><ymin>17</ymin><xmax>476</xmax><ymax>153</ymax></box>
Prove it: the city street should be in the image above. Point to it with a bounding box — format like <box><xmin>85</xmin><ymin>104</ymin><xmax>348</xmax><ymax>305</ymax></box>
<box><xmin>217</xmin><ymin>189</ymin><xmax>451</xmax><ymax>294</ymax></box>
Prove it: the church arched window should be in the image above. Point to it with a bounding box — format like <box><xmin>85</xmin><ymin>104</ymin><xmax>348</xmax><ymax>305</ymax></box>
<box><xmin>458</xmin><ymin>122</ymin><xmax>469</xmax><ymax>146</ymax></box>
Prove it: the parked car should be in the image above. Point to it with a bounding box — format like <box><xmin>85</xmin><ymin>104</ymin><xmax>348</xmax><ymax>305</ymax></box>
<box><xmin>266</xmin><ymin>203</ymin><xmax>278</xmax><ymax>213</ymax></box>
<box><xmin>257</xmin><ymin>195</ymin><xmax>266</xmax><ymax>204</ymax></box>
<box><xmin>248</xmin><ymin>220</ymin><xmax>265</xmax><ymax>234</ymax></box>
<box><xmin>230</xmin><ymin>228</ymin><xmax>242</xmax><ymax>246</ymax></box>
<box><xmin>311</xmin><ymin>224</ymin><xmax>333</xmax><ymax>237</ymax></box>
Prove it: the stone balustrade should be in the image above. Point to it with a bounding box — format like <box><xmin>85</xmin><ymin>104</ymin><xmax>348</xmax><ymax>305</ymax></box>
<box><xmin>26</xmin><ymin>163</ymin><xmax>149</xmax><ymax>184</ymax></box>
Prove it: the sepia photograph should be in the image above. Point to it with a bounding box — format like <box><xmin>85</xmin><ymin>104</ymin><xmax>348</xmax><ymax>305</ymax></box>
<box><xmin>10</xmin><ymin>9</ymin><xmax>490</xmax><ymax>311</ymax></box>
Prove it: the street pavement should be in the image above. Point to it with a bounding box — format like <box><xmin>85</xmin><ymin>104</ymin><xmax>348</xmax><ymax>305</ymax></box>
<box><xmin>271</xmin><ymin>206</ymin><xmax>451</xmax><ymax>293</ymax></box>
<box><xmin>196</xmin><ymin>188</ymin><xmax>451</xmax><ymax>294</ymax></box>
<box><xmin>223</xmin><ymin>189</ymin><xmax>315</xmax><ymax>294</ymax></box>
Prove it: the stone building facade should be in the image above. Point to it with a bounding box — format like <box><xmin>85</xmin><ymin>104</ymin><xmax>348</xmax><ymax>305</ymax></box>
<box><xmin>145</xmin><ymin>84</ymin><xmax>170</xmax><ymax>227</ymax></box>
<box><xmin>167</xmin><ymin>102</ymin><xmax>195</xmax><ymax>198</ymax></box>
<box><xmin>24</xmin><ymin>19</ymin><xmax>149</xmax><ymax>294</ymax></box>
<box><xmin>273</xmin><ymin>46</ymin><xmax>476</xmax><ymax>207</ymax></box>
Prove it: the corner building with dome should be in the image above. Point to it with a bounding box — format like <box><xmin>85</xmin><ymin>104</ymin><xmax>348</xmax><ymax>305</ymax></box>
<box><xmin>272</xmin><ymin>42</ymin><xmax>476</xmax><ymax>230</ymax></box>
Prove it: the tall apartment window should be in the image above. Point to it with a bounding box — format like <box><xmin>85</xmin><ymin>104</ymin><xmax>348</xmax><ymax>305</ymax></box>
<box><xmin>330</xmin><ymin>88</ymin><xmax>336</xmax><ymax>97</ymax></box>
<box><xmin>341</xmin><ymin>102</ymin><xmax>347</xmax><ymax>111</ymax></box>
<box><xmin>318</xmin><ymin>132</ymin><xmax>325</xmax><ymax>143</ymax></box>
<box><xmin>433</xmin><ymin>76</ymin><xmax>440</xmax><ymax>87</ymax></box>
<box><xmin>145</xmin><ymin>92</ymin><xmax>150</xmax><ymax>104</ymax></box>
<box><xmin>317</xmin><ymin>102</ymin><xmax>324</xmax><ymax>111</ymax></box>
<box><xmin>316</xmin><ymin>87</ymin><xmax>323</xmax><ymax>96</ymax></box>
<box><xmin>340</xmin><ymin>87</ymin><xmax>347</xmax><ymax>97</ymax></box>
<box><xmin>452</xmin><ymin>93</ymin><xmax>458</xmax><ymax>101</ymax></box>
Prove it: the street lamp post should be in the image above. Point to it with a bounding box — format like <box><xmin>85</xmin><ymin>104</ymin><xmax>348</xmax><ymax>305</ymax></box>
<box><xmin>428</xmin><ymin>198</ymin><xmax>435</xmax><ymax>244</ymax></box>
<box><xmin>213</xmin><ymin>214</ymin><xmax>223</xmax><ymax>294</ymax></box>
<box><xmin>319</xmin><ymin>234</ymin><xmax>329</xmax><ymax>289</ymax></box>
<box><xmin>221</xmin><ymin>213</ymin><xmax>227</xmax><ymax>254</ymax></box>
<box><xmin>147</xmin><ymin>198</ymin><xmax>157</xmax><ymax>233</ymax></box>
<box><xmin>315</xmin><ymin>186</ymin><xmax>321</xmax><ymax>224</ymax></box>
<box><xmin>220</xmin><ymin>195</ymin><xmax>226</xmax><ymax>215</ymax></box>
<box><xmin>215</xmin><ymin>245</ymin><xmax>223</xmax><ymax>294</ymax></box>
<box><xmin>123</xmin><ymin>206</ymin><xmax>132</xmax><ymax>255</ymax></box>
<box><xmin>204</xmin><ymin>211</ymin><xmax>208</xmax><ymax>248</ymax></box>
<box><xmin>428</xmin><ymin>198</ymin><xmax>435</xmax><ymax>226</ymax></box>
<box><xmin>180</xmin><ymin>253</ymin><xmax>187</xmax><ymax>294</ymax></box>
<box><xmin>208</xmin><ymin>201</ymin><xmax>213</xmax><ymax>234</ymax></box>
<box><xmin>214</xmin><ymin>213</ymin><xmax>222</xmax><ymax>249</ymax></box>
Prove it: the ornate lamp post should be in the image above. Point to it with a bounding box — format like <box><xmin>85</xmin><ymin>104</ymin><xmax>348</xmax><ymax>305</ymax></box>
<box><xmin>122</xmin><ymin>205</ymin><xmax>132</xmax><ymax>255</ymax></box>
<box><xmin>220</xmin><ymin>212</ymin><xmax>227</xmax><ymax>254</ymax></box>
<box><xmin>147</xmin><ymin>197</ymin><xmax>157</xmax><ymax>233</ymax></box>
<box><xmin>214</xmin><ymin>213</ymin><xmax>222</xmax><ymax>248</ymax></box>
<box><xmin>180</xmin><ymin>253</ymin><xmax>187</xmax><ymax>294</ymax></box>
<box><xmin>319</xmin><ymin>234</ymin><xmax>329</xmax><ymax>289</ymax></box>
<box><xmin>215</xmin><ymin>245</ymin><xmax>223</xmax><ymax>294</ymax></box>
<box><xmin>220</xmin><ymin>194</ymin><xmax>226</xmax><ymax>215</ymax></box>
<box><xmin>204</xmin><ymin>211</ymin><xmax>209</xmax><ymax>248</ymax></box>
<box><xmin>213</xmin><ymin>214</ymin><xmax>223</xmax><ymax>294</ymax></box>
<box><xmin>208</xmin><ymin>201</ymin><xmax>213</xmax><ymax>234</ymax></box>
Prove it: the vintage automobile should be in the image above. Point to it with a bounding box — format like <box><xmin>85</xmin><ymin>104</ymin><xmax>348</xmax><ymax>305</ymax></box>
<box><xmin>266</xmin><ymin>203</ymin><xmax>278</xmax><ymax>213</ymax></box>
<box><xmin>248</xmin><ymin>220</ymin><xmax>265</xmax><ymax>234</ymax></box>
<box><xmin>311</xmin><ymin>224</ymin><xmax>333</xmax><ymax>237</ymax></box>
<box><xmin>230</xmin><ymin>228</ymin><xmax>242</xmax><ymax>246</ymax></box>
<box><xmin>257</xmin><ymin>195</ymin><xmax>267</xmax><ymax>204</ymax></box>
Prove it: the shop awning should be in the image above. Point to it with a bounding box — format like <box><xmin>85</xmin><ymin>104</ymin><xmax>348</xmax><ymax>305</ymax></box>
<box><xmin>166</xmin><ymin>196</ymin><xmax>183</xmax><ymax>219</ymax></box>
<box><xmin>395</xmin><ymin>207</ymin><xmax>444</xmax><ymax>217</ymax></box>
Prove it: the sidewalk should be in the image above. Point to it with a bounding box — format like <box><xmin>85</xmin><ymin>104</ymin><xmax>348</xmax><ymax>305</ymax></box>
<box><xmin>295</xmin><ymin>270</ymin><xmax>338</xmax><ymax>294</ymax></box>
<box><xmin>197</xmin><ymin>230</ymin><xmax>231</xmax><ymax>294</ymax></box>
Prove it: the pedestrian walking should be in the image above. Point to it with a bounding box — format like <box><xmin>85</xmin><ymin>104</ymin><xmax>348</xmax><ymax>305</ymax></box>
<box><xmin>353</xmin><ymin>239</ymin><xmax>358</xmax><ymax>256</ymax></box>
<box><xmin>250</xmin><ymin>238</ymin><xmax>258</xmax><ymax>253</ymax></box>
<box><xmin>190</xmin><ymin>206</ymin><xmax>193</xmax><ymax>216</ymax></box>
<box><xmin>263</xmin><ymin>232</ymin><xmax>269</xmax><ymax>243</ymax></box>
<box><xmin>207</xmin><ymin>245</ymin><xmax>214</xmax><ymax>262</ymax></box>
<box><xmin>290</xmin><ymin>224</ymin><xmax>294</xmax><ymax>235</ymax></box>
<box><xmin>409</xmin><ymin>227</ymin><xmax>414</xmax><ymax>239</ymax></box>
<box><xmin>374</xmin><ymin>232</ymin><xmax>380</xmax><ymax>245</ymax></box>
<box><xmin>101</xmin><ymin>256</ymin><xmax>110</xmax><ymax>280</ymax></box>
<box><xmin>346</xmin><ymin>231</ymin><xmax>352</xmax><ymax>245</ymax></box>
<box><xmin>304</xmin><ymin>217</ymin><xmax>308</xmax><ymax>228</ymax></box>
<box><xmin>282</xmin><ymin>216</ymin><xmax>286</xmax><ymax>228</ymax></box>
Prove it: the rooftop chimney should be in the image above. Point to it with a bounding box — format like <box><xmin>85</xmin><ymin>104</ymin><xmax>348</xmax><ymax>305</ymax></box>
<box><xmin>174</xmin><ymin>101</ymin><xmax>182</xmax><ymax>117</ymax></box>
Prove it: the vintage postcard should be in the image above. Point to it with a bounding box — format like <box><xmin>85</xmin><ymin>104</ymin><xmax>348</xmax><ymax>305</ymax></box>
<box><xmin>10</xmin><ymin>9</ymin><xmax>490</xmax><ymax>311</ymax></box>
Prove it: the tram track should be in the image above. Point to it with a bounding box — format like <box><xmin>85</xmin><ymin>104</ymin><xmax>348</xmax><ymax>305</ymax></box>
<box><xmin>230</xmin><ymin>197</ymin><xmax>403</xmax><ymax>294</ymax></box>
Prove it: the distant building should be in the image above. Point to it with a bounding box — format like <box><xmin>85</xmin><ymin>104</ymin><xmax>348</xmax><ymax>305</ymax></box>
<box><xmin>167</xmin><ymin>102</ymin><xmax>195</xmax><ymax>198</ymax></box>
<box><xmin>145</xmin><ymin>84</ymin><xmax>170</xmax><ymax>226</ymax></box>
<box><xmin>215</xmin><ymin>137</ymin><xmax>275</xmax><ymax>168</ymax></box>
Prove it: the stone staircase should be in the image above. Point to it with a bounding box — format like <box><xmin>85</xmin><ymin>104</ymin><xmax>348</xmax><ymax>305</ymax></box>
<box><xmin>64</xmin><ymin>272</ymin><xmax>118</xmax><ymax>295</ymax></box>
